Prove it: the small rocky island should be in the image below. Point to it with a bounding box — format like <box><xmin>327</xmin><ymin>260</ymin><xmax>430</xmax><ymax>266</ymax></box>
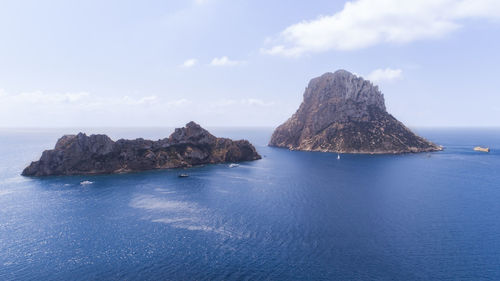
<box><xmin>22</xmin><ymin>122</ymin><xmax>261</xmax><ymax>176</ymax></box>
<box><xmin>269</xmin><ymin>70</ymin><xmax>441</xmax><ymax>154</ymax></box>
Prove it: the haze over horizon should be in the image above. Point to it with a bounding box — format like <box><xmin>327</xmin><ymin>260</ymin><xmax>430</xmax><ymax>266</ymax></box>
<box><xmin>1</xmin><ymin>0</ymin><xmax>499</xmax><ymax>128</ymax></box>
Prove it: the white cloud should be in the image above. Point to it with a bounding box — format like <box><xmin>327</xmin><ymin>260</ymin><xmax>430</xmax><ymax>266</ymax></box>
<box><xmin>0</xmin><ymin>89</ymin><xmax>193</xmax><ymax>126</ymax></box>
<box><xmin>166</xmin><ymin>98</ymin><xmax>191</xmax><ymax>107</ymax></box>
<box><xmin>181</xmin><ymin>58</ymin><xmax>197</xmax><ymax>68</ymax></box>
<box><xmin>3</xmin><ymin>90</ymin><xmax>159</xmax><ymax>107</ymax></box>
<box><xmin>0</xmin><ymin>89</ymin><xmax>282</xmax><ymax>127</ymax></box>
<box><xmin>209</xmin><ymin>98</ymin><xmax>274</xmax><ymax>108</ymax></box>
<box><xmin>366</xmin><ymin>68</ymin><xmax>403</xmax><ymax>83</ymax></box>
<box><xmin>9</xmin><ymin>91</ymin><xmax>91</xmax><ymax>104</ymax></box>
<box><xmin>245</xmin><ymin>98</ymin><xmax>275</xmax><ymax>106</ymax></box>
<box><xmin>121</xmin><ymin>95</ymin><xmax>158</xmax><ymax>105</ymax></box>
<box><xmin>209</xmin><ymin>56</ymin><xmax>245</xmax><ymax>67</ymax></box>
<box><xmin>262</xmin><ymin>0</ymin><xmax>500</xmax><ymax>56</ymax></box>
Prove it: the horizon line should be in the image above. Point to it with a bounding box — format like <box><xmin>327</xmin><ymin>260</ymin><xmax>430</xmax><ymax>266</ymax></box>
<box><xmin>0</xmin><ymin>125</ymin><xmax>499</xmax><ymax>130</ymax></box>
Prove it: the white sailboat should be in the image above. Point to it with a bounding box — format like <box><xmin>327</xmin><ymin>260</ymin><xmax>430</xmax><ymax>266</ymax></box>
<box><xmin>337</xmin><ymin>154</ymin><xmax>340</xmax><ymax>160</ymax></box>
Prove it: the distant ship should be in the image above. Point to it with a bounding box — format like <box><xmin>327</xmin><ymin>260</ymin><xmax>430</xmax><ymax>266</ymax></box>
<box><xmin>229</xmin><ymin>163</ymin><xmax>239</xmax><ymax>168</ymax></box>
<box><xmin>178</xmin><ymin>174</ymin><xmax>189</xmax><ymax>178</ymax></box>
<box><xmin>80</xmin><ymin>180</ymin><xmax>93</xmax><ymax>185</ymax></box>
<box><xmin>337</xmin><ymin>154</ymin><xmax>341</xmax><ymax>160</ymax></box>
<box><xmin>474</xmin><ymin>146</ymin><xmax>490</xmax><ymax>152</ymax></box>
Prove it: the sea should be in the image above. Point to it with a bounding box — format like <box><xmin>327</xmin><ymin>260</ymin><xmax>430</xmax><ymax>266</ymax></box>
<box><xmin>0</xmin><ymin>127</ymin><xmax>499</xmax><ymax>280</ymax></box>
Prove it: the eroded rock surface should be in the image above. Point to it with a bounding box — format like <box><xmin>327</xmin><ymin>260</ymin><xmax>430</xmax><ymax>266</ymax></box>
<box><xmin>23</xmin><ymin>122</ymin><xmax>261</xmax><ymax>176</ymax></box>
<box><xmin>269</xmin><ymin>70</ymin><xmax>441</xmax><ymax>154</ymax></box>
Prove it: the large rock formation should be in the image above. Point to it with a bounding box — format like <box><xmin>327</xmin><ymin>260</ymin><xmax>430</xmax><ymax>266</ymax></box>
<box><xmin>23</xmin><ymin>122</ymin><xmax>261</xmax><ymax>176</ymax></box>
<box><xmin>269</xmin><ymin>70</ymin><xmax>441</xmax><ymax>154</ymax></box>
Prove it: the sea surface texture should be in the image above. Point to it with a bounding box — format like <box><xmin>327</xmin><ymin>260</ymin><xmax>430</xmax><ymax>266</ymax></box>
<box><xmin>1</xmin><ymin>128</ymin><xmax>499</xmax><ymax>280</ymax></box>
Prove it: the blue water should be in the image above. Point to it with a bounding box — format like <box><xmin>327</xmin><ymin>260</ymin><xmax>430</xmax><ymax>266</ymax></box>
<box><xmin>1</xmin><ymin>128</ymin><xmax>500</xmax><ymax>280</ymax></box>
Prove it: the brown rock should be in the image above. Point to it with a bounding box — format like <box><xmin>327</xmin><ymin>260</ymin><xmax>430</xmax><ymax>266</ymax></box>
<box><xmin>269</xmin><ymin>70</ymin><xmax>442</xmax><ymax>154</ymax></box>
<box><xmin>22</xmin><ymin>122</ymin><xmax>261</xmax><ymax>176</ymax></box>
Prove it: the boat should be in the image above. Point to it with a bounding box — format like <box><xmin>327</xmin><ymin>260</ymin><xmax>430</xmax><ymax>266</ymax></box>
<box><xmin>178</xmin><ymin>174</ymin><xmax>189</xmax><ymax>178</ymax></box>
<box><xmin>474</xmin><ymin>146</ymin><xmax>490</xmax><ymax>153</ymax></box>
<box><xmin>337</xmin><ymin>154</ymin><xmax>340</xmax><ymax>160</ymax></box>
<box><xmin>80</xmin><ymin>180</ymin><xmax>93</xmax><ymax>185</ymax></box>
<box><xmin>229</xmin><ymin>163</ymin><xmax>239</xmax><ymax>168</ymax></box>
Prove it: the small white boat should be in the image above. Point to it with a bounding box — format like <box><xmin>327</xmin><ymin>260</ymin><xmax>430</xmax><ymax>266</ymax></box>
<box><xmin>474</xmin><ymin>146</ymin><xmax>490</xmax><ymax>152</ymax></box>
<box><xmin>337</xmin><ymin>154</ymin><xmax>341</xmax><ymax>160</ymax></box>
<box><xmin>80</xmin><ymin>180</ymin><xmax>93</xmax><ymax>185</ymax></box>
<box><xmin>229</xmin><ymin>163</ymin><xmax>239</xmax><ymax>168</ymax></box>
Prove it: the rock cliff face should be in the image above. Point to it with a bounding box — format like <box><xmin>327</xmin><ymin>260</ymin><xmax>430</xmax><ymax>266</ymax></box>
<box><xmin>269</xmin><ymin>70</ymin><xmax>441</xmax><ymax>154</ymax></box>
<box><xmin>23</xmin><ymin>122</ymin><xmax>261</xmax><ymax>176</ymax></box>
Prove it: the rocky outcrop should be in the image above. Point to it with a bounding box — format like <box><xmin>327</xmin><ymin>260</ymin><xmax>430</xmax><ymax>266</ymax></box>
<box><xmin>269</xmin><ymin>70</ymin><xmax>441</xmax><ymax>154</ymax></box>
<box><xmin>22</xmin><ymin>122</ymin><xmax>261</xmax><ymax>176</ymax></box>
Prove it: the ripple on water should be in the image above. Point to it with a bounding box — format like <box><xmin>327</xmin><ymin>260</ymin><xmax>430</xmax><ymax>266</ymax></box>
<box><xmin>129</xmin><ymin>193</ymin><xmax>248</xmax><ymax>239</ymax></box>
<box><xmin>0</xmin><ymin>190</ymin><xmax>14</xmax><ymax>196</ymax></box>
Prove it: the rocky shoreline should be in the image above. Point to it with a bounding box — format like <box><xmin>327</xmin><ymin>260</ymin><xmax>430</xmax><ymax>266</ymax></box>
<box><xmin>22</xmin><ymin>122</ymin><xmax>261</xmax><ymax>177</ymax></box>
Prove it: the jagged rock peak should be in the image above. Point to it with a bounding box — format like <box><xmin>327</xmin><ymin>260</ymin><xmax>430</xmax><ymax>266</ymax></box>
<box><xmin>269</xmin><ymin>70</ymin><xmax>441</xmax><ymax>154</ymax></box>
<box><xmin>168</xmin><ymin>121</ymin><xmax>217</xmax><ymax>145</ymax></box>
<box><xmin>54</xmin><ymin>133</ymin><xmax>115</xmax><ymax>155</ymax></box>
<box><xmin>304</xmin><ymin>69</ymin><xmax>386</xmax><ymax>112</ymax></box>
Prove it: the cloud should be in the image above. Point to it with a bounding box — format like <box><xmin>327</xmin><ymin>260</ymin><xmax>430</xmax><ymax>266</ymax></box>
<box><xmin>0</xmin><ymin>88</ymin><xmax>282</xmax><ymax>127</ymax></box>
<box><xmin>0</xmin><ymin>89</ymin><xmax>193</xmax><ymax>126</ymax></box>
<box><xmin>121</xmin><ymin>95</ymin><xmax>159</xmax><ymax>105</ymax></box>
<box><xmin>3</xmin><ymin>90</ymin><xmax>160</xmax><ymax>107</ymax></box>
<box><xmin>209</xmin><ymin>98</ymin><xmax>275</xmax><ymax>107</ymax></box>
<box><xmin>245</xmin><ymin>98</ymin><xmax>275</xmax><ymax>106</ymax></box>
<box><xmin>210</xmin><ymin>56</ymin><xmax>245</xmax><ymax>66</ymax></box>
<box><xmin>181</xmin><ymin>58</ymin><xmax>197</xmax><ymax>68</ymax></box>
<box><xmin>166</xmin><ymin>98</ymin><xmax>191</xmax><ymax>107</ymax></box>
<box><xmin>366</xmin><ymin>68</ymin><xmax>403</xmax><ymax>83</ymax></box>
<box><xmin>8</xmin><ymin>91</ymin><xmax>91</xmax><ymax>104</ymax></box>
<box><xmin>262</xmin><ymin>0</ymin><xmax>500</xmax><ymax>56</ymax></box>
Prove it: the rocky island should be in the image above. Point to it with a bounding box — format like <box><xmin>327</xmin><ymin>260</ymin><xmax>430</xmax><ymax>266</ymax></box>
<box><xmin>269</xmin><ymin>70</ymin><xmax>441</xmax><ymax>154</ymax></box>
<box><xmin>22</xmin><ymin>122</ymin><xmax>261</xmax><ymax>176</ymax></box>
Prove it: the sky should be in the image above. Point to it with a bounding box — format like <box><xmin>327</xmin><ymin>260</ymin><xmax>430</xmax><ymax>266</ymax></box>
<box><xmin>0</xmin><ymin>0</ymin><xmax>499</xmax><ymax>128</ymax></box>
